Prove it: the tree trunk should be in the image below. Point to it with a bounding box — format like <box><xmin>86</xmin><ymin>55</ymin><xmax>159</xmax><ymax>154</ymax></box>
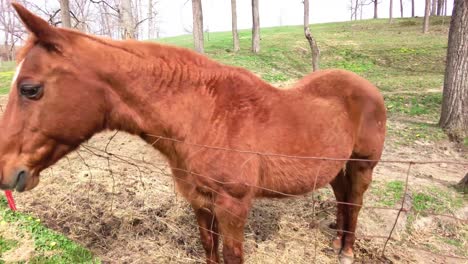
<box><xmin>437</xmin><ymin>0</ymin><xmax>443</xmax><ymax>16</ymax></box>
<box><xmin>192</xmin><ymin>0</ymin><xmax>204</xmax><ymax>53</ymax></box>
<box><xmin>457</xmin><ymin>172</ymin><xmax>468</xmax><ymax>193</ymax></box>
<box><xmin>389</xmin><ymin>0</ymin><xmax>394</xmax><ymax>23</ymax></box>
<box><xmin>400</xmin><ymin>0</ymin><xmax>404</xmax><ymax>17</ymax></box>
<box><xmin>439</xmin><ymin>0</ymin><xmax>468</xmax><ymax>141</ymax></box>
<box><xmin>423</xmin><ymin>0</ymin><xmax>430</xmax><ymax>33</ymax></box>
<box><xmin>354</xmin><ymin>0</ymin><xmax>359</xmax><ymax>20</ymax></box>
<box><xmin>412</xmin><ymin>0</ymin><xmax>415</xmax><ymax>17</ymax></box>
<box><xmin>231</xmin><ymin>0</ymin><xmax>240</xmax><ymax>52</ymax></box>
<box><xmin>59</xmin><ymin>0</ymin><xmax>71</xmax><ymax>28</ymax></box>
<box><xmin>431</xmin><ymin>0</ymin><xmax>437</xmax><ymax>15</ymax></box>
<box><xmin>148</xmin><ymin>0</ymin><xmax>153</xmax><ymax>39</ymax></box>
<box><xmin>373</xmin><ymin>0</ymin><xmax>378</xmax><ymax>19</ymax></box>
<box><xmin>121</xmin><ymin>0</ymin><xmax>135</xmax><ymax>39</ymax></box>
<box><xmin>303</xmin><ymin>0</ymin><xmax>320</xmax><ymax>72</ymax></box>
<box><xmin>444</xmin><ymin>0</ymin><xmax>448</xmax><ymax>16</ymax></box>
<box><xmin>251</xmin><ymin>0</ymin><xmax>260</xmax><ymax>53</ymax></box>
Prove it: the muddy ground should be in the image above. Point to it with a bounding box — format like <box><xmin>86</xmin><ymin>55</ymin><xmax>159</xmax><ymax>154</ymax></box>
<box><xmin>0</xmin><ymin>95</ymin><xmax>467</xmax><ymax>264</ymax></box>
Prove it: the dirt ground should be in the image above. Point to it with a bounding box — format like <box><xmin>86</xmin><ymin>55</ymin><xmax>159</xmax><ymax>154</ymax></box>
<box><xmin>0</xmin><ymin>95</ymin><xmax>467</xmax><ymax>264</ymax></box>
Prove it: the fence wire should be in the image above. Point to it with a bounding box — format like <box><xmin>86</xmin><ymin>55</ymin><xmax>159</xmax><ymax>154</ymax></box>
<box><xmin>0</xmin><ymin>103</ymin><xmax>467</xmax><ymax>262</ymax></box>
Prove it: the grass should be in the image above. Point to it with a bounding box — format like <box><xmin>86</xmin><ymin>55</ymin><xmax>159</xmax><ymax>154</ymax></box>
<box><xmin>158</xmin><ymin>17</ymin><xmax>450</xmax><ymax>141</ymax></box>
<box><xmin>0</xmin><ymin>71</ymin><xmax>13</xmax><ymax>95</ymax></box>
<box><xmin>371</xmin><ymin>180</ymin><xmax>464</xmax><ymax>214</ymax></box>
<box><xmin>372</xmin><ymin>180</ymin><xmax>405</xmax><ymax>206</ymax></box>
<box><xmin>412</xmin><ymin>186</ymin><xmax>463</xmax><ymax>214</ymax></box>
<box><xmin>0</xmin><ymin>17</ymin><xmax>456</xmax><ymax>262</ymax></box>
<box><xmin>0</xmin><ymin>197</ymin><xmax>99</xmax><ymax>263</ymax></box>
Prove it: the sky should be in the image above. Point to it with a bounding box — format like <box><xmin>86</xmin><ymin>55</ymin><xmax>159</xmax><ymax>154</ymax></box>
<box><xmin>157</xmin><ymin>0</ymin><xmax>454</xmax><ymax>37</ymax></box>
<box><xmin>0</xmin><ymin>0</ymin><xmax>454</xmax><ymax>42</ymax></box>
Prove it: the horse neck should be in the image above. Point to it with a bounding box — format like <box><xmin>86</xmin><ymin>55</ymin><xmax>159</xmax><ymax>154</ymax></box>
<box><xmin>98</xmin><ymin>43</ymin><xmax>218</xmax><ymax>155</ymax></box>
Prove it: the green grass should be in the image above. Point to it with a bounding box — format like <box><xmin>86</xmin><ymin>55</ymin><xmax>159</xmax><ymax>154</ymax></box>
<box><xmin>387</xmin><ymin>121</ymin><xmax>447</xmax><ymax>145</ymax></box>
<box><xmin>0</xmin><ymin>236</ymin><xmax>18</xmax><ymax>255</ymax></box>
<box><xmin>0</xmin><ymin>71</ymin><xmax>13</xmax><ymax>95</ymax></box>
<box><xmin>412</xmin><ymin>186</ymin><xmax>463</xmax><ymax>214</ymax></box>
<box><xmin>0</xmin><ymin>197</ymin><xmax>99</xmax><ymax>263</ymax></box>
<box><xmin>156</xmin><ymin>17</ymin><xmax>451</xmax><ymax>143</ymax></box>
<box><xmin>158</xmin><ymin>17</ymin><xmax>449</xmax><ymax>88</ymax></box>
<box><xmin>372</xmin><ymin>180</ymin><xmax>405</xmax><ymax>206</ymax></box>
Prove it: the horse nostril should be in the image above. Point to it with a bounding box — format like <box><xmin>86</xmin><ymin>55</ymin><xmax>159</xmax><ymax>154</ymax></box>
<box><xmin>15</xmin><ymin>170</ymin><xmax>28</xmax><ymax>192</ymax></box>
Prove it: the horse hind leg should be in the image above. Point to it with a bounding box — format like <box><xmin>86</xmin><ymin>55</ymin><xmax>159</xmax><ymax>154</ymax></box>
<box><xmin>340</xmin><ymin>156</ymin><xmax>377</xmax><ymax>264</ymax></box>
<box><xmin>330</xmin><ymin>169</ymin><xmax>348</xmax><ymax>254</ymax></box>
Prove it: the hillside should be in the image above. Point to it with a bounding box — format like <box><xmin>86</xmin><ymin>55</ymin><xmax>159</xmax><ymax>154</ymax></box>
<box><xmin>2</xmin><ymin>17</ymin><xmax>467</xmax><ymax>264</ymax></box>
<box><xmin>2</xmin><ymin>17</ymin><xmax>451</xmax><ymax>135</ymax></box>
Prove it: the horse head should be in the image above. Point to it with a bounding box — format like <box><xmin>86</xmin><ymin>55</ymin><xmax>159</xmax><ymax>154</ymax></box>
<box><xmin>0</xmin><ymin>4</ymin><xmax>110</xmax><ymax>192</ymax></box>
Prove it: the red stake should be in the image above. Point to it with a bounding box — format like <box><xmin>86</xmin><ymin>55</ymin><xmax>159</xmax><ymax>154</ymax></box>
<box><xmin>5</xmin><ymin>190</ymin><xmax>17</xmax><ymax>211</ymax></box>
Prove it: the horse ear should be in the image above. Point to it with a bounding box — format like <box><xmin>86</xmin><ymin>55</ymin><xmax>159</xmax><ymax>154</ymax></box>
<box><xmin>11</xmin><ymin>2</ymin><xmax>65</xmax><ymax>50</ymax></box>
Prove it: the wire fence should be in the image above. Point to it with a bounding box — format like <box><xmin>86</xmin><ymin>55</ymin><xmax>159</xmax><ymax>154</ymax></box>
<box><xmin>0</xmin><ymin>101</ymin><xmax>467</xmax><ymax>262</ymax></box>
<box><xmin>78</xmin><ymin>132</ymin><xmax>467</xmax><ymax>262</ymax></box>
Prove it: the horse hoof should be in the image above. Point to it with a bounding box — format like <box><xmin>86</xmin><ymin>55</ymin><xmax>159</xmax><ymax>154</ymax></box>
<box><xmin>339</xmin><ymin>253</ymin><xmax>354</xmax><ymax>264</ymax></box>
<box><xmin>332</xmin><ymin>238</ymin><xmax>342</xmax><ymax>254</ymax></box>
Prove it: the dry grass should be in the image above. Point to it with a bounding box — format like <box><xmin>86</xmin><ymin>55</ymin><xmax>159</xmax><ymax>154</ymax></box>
<box><xmin>3</xmin><ymin>129</ymin><xmax>464</xmax><ymax>264</ymax></box>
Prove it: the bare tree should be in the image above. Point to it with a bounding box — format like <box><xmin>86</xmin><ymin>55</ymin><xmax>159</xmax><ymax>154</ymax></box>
<box><xmin>148</xmin><ymin>0</ymin><xmax>154</xmax><ymax>39</ymax></box>
<box><xmin>373</xmin><ymin>0</ymin><xmax>378</xmax><ymax>19</ymax></box>
<box><xmin>444</xmin><ymin>0</ymin><xmax>448</xmax><ymax>16</ymax></box>
<box><xmin>423</xmin><ymin>0</ymin><xmax>430</xmax><ymax>33</ymax></box>
<box><xmin>59</xmin><ymin>0</ymin><xmax>71</xmax><ymax>28</ymax></box>
<box><xmin>354</xmin><ymin>0</ymin><xmax>359</xmax><ymax>20</ymax></box>
<box><xmin>0</xmin><ymin>0</ymin><xmax>25</xmax><ymax>60</ymax></box>
<box><xmin>399</xmin><ymin>0</ymin><xmax>403</xmax><ymax>17</ymax></box>
<box><xmin>411</xmin><ymin>0</ymin><xmax>415</xmax><ymax>17</ymax></box>
<box><xmin>431</xmin><ymin>0</ymin><xmax>437</xmax><ymax>15</ymax></box>
<box><xmin>437</xmin><ymin>0</ymin><xmax>443</xmax><ymax>16</ymax></box>
<box><xmin>389</xmin><ymin>0</ymin><xmax>394</xmax><ymax>23</ymax></box>
<box><xmin>252</xmin><ymin>0</ymin><xmax>260</xmax><ymax>53</ymax></box>
<box><xmin>303</xmin><ymin>0</ymin><xmax>319</xmax><ymax>71</ymax></box>
<box><xmin>439</xmin><ymin>0</ymin><xmax>468</xmax><ymax>141</ymax></box>
<box><xmin>121</xmin><ymin>0</ymin><xmax>135</xmax><ymax>39</ymax></box>
<box><xmin>192</xmin><ymin>0</ymin><xmax>204</xmax><ymax>53</ymax></box>
<box><xmin>231</xmin><ymin>0</ymin><xmax>240</xmax><ymax>52</ymax></box>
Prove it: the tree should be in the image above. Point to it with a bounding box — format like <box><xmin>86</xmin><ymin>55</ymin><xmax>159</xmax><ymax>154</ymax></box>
<box><xmin>437</xmin><ymin>0</ymin><xmax>443</xmax><ymax>16</ymax></box>
<box><xmin>373</xmin><ymin>0</ymin><xmax>378</xmax><ymax>19</ymax></box>
<box><xmin>444</xmin><ymin>0</ymin><xmax>448</xmax><ymax>15</ymax></box>
<box><xmin>439</xmin><ymin>0</ymin><xmax>468</xmax><ymax>141</ymax></box>
<box><xmin>431</xmin><ymin>0</ymin><xmax>437</xmax><ymax>15</ymax></box>
<box><xmin>192</xmin><ymin>0</ymin><xmax>204</xmax><ymax>53</ymax></box>
<box><xmin>399</xmin><ymin>0</ymin><xmax>403</xmax><ymax>17</ymax></box>
<box><xmin>423</xmin><ymin>0</ymin><xmax>430</xmax><ymax>33</ymax></box>
<box><xmin>231</xmin><ymin>0</ymin><xmax>240</xmax><ymax>52</ymax></box>
<box><xmin>59</xmin><ymin>0</ymin><xmax>71</xmax><ymax>28</ymax></box>
<box><xmin>251</xmin><ymin>0</ymin><xmax>260</xmax><ymax>53</ymax></box>
<box><xmin>121</xmin><ymin>0</ymin><xmax>135</xmax><ymax>39</ymax></box>
<box><xmin>354</xmin><ymin>0</ymin><xmax>359</xmax><ymax>20</ymax></box>
<box><xmin>148</xmin><ymin>0</ymin><xmax>153</xmax><ymax>39</ymax></box>
<box><xmin>411</xmin><ymin>0</ymin><xmax>415</xmax><ymax>17</ymax></box>
<box><xmin>389</xmin><ymin>0</ymin><xmax>394</xmax><ymax>23</ymax></box>
<box><xmin>458</xmin><ymin>172</ymin><xmax>468</xmax><ymax>194</ymax></box>
<box><xmin>303</xmin><ymin>0</ymin><xmax>320</xmax><ymax>71</ymax></box>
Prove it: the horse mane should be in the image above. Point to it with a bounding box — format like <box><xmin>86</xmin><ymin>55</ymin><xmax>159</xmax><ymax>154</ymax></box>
<box><xmin>17</xmin><ymin>28</ymin><xmax>222</xmax><ymax>69</ymax></box>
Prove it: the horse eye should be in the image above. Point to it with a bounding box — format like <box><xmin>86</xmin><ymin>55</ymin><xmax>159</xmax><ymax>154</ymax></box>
<box><xmin>19</xmin><ymin>83</ymin><xmax>43</xmax><ymax>99</ymax></box>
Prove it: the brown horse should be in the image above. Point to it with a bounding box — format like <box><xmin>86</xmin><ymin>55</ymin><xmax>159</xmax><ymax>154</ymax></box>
<box><xmin>0</xmin><ymin>4</ymin><xmax>386</xmax><ymax>264</ymax></box>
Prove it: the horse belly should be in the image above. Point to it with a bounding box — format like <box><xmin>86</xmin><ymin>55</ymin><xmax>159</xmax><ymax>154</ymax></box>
<box><xmin>257</xmin><ymin>157</ymin><xmax>346</xmax><ymax>198</ymax></box>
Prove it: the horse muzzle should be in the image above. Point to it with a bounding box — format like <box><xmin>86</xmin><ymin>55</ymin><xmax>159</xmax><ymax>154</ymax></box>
<box><xmin>0</xmin><ymin>168</ymin><xmax>33</xmax><ymax>192</ymax></box>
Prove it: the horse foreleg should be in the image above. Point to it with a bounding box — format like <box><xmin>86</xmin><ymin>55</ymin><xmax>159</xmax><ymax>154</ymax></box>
<box><xmin>214</xmin><ymin>195</ymin><xmax>251</xmax><ymax>264</ymax></box>
<box><xmin>330</xmin><ymin>169</ymin><xmax>348</xmax><ymax>254</ymax></box>
<box><xmin>194</xmin><ymin>207</ymin><xmax>220</xmax><ymax>264</ymax></box>
<box><xmin>341</xmin><ymin>160</ymin><xmax>374</xmax><ymax>264</ymax></box>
